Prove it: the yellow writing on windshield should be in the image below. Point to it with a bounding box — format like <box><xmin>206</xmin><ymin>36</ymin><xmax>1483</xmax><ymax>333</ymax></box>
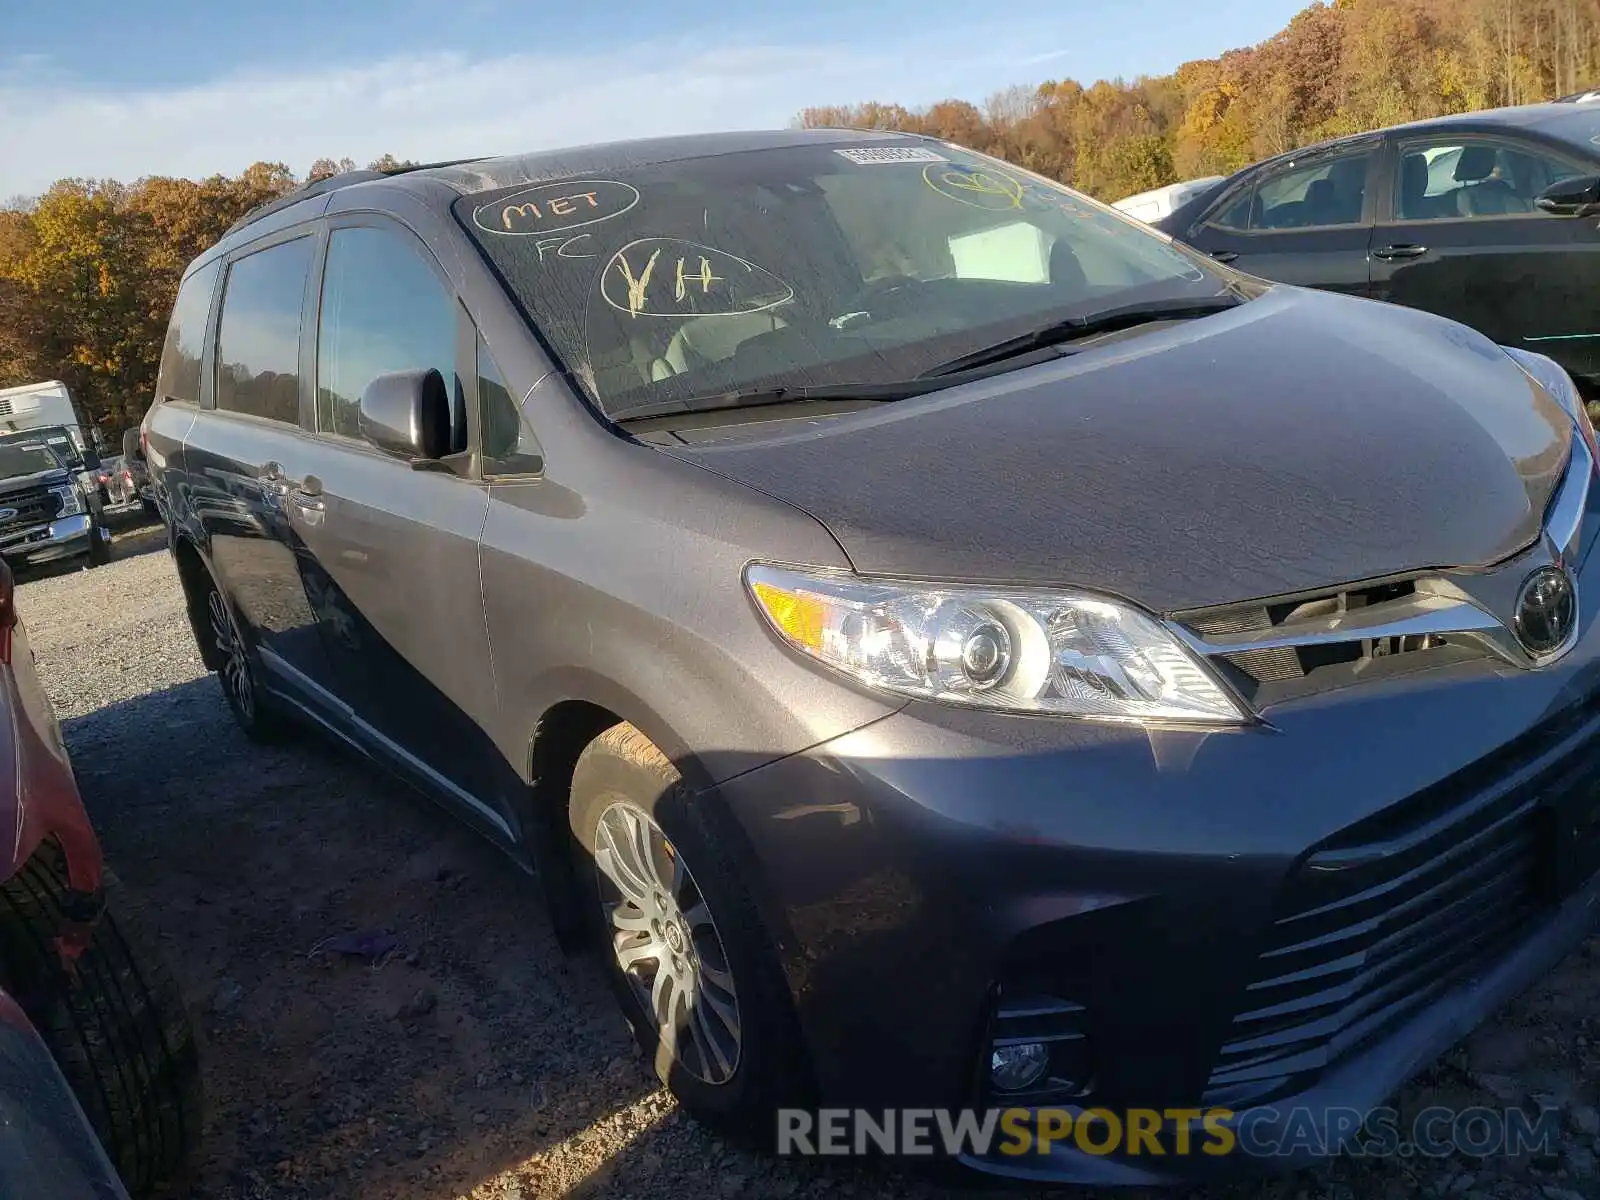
<box><xmin>675</xmin><ymin>256</ymin><xmax>723</xmax><ymax>302</ymax></box>
<box><xmin>613</xmin><ymin>248</ymin><xmax>663</xmax><ymax>315</ymax></box>
<box><xmin>923</xmin><ymin>165</ymin><xmax>1025</xmax><ymax>211</ymax></box>
<box><xmin>502</xmin><ymin>191</ymin><xmax>602</xmax><ymax>230</ymax></box>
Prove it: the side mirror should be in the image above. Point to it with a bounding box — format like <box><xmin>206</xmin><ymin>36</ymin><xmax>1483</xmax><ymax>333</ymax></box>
<box><xmin>1536</xmin><ymin>175</ymin><xmax>1600</xmax><ymax>217</ymax></box>
<box><xmin>358</xmin><ymin>368</ymin><xmax>451</xmax><ymax>461</ymax></box>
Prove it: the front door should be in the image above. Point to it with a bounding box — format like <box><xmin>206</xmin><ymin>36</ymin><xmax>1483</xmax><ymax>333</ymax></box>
<box><xmin>1183</xmin><ymin>141</ymin><xmax>1380</xmax><ymax>295</ymax></box>
<box><xmin>1371</xmin><ymin>133</ymin><xmax>1600</xmax><ymax>383</ymax></box>
<box><xmin>291</xmin><ymin>218</ymin><xmax>513</xmax><ymax>841</ymax></box>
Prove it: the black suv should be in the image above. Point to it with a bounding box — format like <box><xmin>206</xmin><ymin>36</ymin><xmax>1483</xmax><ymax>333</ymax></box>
<box><xmin>144</xmin><ymin>131</ymin><xmax>1600</xmax><ymax>1183</ymax></box>
<box><xmin>0</xmin><ymin>435</ymin><xmax>111</xmax><ymax>569</ymax></box>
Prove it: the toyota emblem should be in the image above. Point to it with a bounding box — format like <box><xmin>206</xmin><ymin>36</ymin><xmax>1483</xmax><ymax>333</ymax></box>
<box><xmin>1514</xmin><ymin>565</ymin><xmax>1577</xmax><ymax>657</ymax></box>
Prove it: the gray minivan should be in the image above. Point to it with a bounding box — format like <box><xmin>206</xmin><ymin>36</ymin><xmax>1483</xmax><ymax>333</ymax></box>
<box><xmin>144</xmin><ymin>129</ymin><xmax>1600</xmax><ymax>1182</ymax></box>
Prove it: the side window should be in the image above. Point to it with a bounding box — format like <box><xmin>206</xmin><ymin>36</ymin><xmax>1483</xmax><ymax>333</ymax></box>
<box><xmin>156</xmin><ymin>260</ymin><xmax>220</xmax><ymax>405</ymax></box>
<box><xmin>316</xmin><ymin>225</ymin><xmax>457</xmax><ymax>441</ymax></box>
<box><xmin>1395</xmin><ymin>139</ymin><xmax>1587</xmax><ymax>221</ymax></box>
<box><xmin>215</xmin><ymin>238</ymin><xmax>314</xmax><ymax>424</ymax></box>
<box><xmin>1207</xmin><ymin>185</ymin><xmax>1257</xmax><ymax>231</ymax></box>
<box><xmin>1249</xmin><ymin>150</ymin><xmax>1373</xmax><ymax>230</ymax></box>
<box><xmin>478</xmin><ymin>335</ymin><xmax>543</xmax><ymax>476</ymax></box>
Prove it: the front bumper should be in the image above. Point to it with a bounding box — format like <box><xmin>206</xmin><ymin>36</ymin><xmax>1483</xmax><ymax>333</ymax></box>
<box><xmin>715</xmin><ymin>550</ymin><xmax>1600</xmax><ymax>1183</ymax></box>
<box><xmin>0</xmin><ymin>513</ymin><xmax>92</xmax><ymax>564</ymax></box>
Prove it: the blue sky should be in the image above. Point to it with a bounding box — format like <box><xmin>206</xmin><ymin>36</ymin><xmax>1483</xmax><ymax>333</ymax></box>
<box><xmin>1</xmin><ymin>0</ymin><xmax>1310</xmax><ymax>197</ymax></box>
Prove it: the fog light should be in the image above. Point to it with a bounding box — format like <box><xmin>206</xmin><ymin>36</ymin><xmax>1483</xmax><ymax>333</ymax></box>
<box><xmin>990</xmin><ymin>1042</ymin><xmax>1050</xmax><ymax>1092</ymax></box>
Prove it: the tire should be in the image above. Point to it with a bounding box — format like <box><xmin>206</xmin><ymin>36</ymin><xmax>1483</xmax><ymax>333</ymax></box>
<box><xmin>568</xmin><ymin>723</ymin><xmax>810</xmax><ymax>1141</ymax></box>
<box><xmin>0</xmin><ymin>850</ymin><xmax>203</xmax><ymax>1199</ymax></box>
<box><xmin>199</xmin><ymin>570</ymin><xmax>290</xmax><ymax>742</ymax></box>
<box><xmin>86</xmin><ymin>522</ymin><xmax>111</xmax><ymax>568</ymax></box>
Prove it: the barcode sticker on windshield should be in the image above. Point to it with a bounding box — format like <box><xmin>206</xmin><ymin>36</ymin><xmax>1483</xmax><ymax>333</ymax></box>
<box><xmin>833</xmin><ymin>147</ymin><xmax>949</xmax><ymax>165</ymax></box>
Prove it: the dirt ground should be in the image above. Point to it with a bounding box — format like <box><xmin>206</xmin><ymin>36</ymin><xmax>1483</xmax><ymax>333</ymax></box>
<box><xmin>16</xmin><ymin>517</ymin><xmax>1600</xmax><ymax>1200</ymax></box>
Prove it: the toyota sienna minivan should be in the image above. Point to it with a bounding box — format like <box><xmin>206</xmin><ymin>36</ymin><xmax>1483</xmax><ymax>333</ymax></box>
<box><xmin>142</xmin><ymin>129</ymin><xmax>1600</xmax><ymax>1183</ymax></box>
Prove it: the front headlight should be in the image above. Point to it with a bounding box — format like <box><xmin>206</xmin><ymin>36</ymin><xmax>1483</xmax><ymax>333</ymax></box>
<box><xmin>1504</xmin><ymin>346</ymin><xmax>1599</xmax><ymax>464</ymax></box>
<box><xmin>51</xmin><ymin>485</ymin><xmax>82</xmax><ymax>516</ymax></box>
<box><xmin>746</xmin><ymin>563</ymin><xmax>1251</xmax><ymax>726</ymax></box>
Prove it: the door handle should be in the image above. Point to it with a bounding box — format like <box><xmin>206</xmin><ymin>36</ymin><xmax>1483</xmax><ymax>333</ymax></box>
<box><xmin>1210</xmin><ymin>250</ymin><xmax>1239</xmax><ymax>263</ymax></box>
<box><xmin>1372</xmin><ymin>244</ymin><xmax>1429</xmax><ymax>261</ymax></box>
<box><xmin>288</xmin><ymin>474</ymin><xmax>325</xmax><ymax>514</ymax></box>
<box><xmin>257</xmin><ymin>461</ymin><xmax>291</xmax><ymax>498</ymax></box>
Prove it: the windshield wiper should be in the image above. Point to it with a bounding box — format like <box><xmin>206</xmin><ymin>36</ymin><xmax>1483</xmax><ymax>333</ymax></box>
<box><xmin>610</xmin><ymin>379</ymin><xmax>940</xmax><ymax>423</ymax></box>
<box><xmin>918</xmin><ymin>293</ymin><xmax>1244</xmax><ymax>379</ymax></box>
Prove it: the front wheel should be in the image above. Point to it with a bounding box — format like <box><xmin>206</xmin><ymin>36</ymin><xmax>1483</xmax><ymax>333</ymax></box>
<box><xmin>568</xmin><ymin>724</ymin><xmax>810</xmax><ymax>1140</ymax></box>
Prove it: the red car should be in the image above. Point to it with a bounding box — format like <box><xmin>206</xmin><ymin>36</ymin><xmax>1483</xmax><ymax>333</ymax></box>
<box><xmin>0</xmin><ymin>557</ymin><xmax>202</xmax><ymax>1198</ymax></box>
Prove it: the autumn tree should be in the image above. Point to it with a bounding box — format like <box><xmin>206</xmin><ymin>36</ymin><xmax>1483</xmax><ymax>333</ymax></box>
<box><xmin>367</xmin><ymin>154</ymin><xmax>420</xmax><ymax>172</ymax></box>
<box><xmin>0</xmin><ymin>162</ymin><xmax>298</xmax><ymax>433</ymax></box>
<box><xmin>307</xmin><ymin>156</ymin><xmax>357</xmax><ymax>181</ymax></box>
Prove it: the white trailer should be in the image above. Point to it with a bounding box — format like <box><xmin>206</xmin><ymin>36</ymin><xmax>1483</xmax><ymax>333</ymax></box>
<box><xmin>0</xmin><ymin>381</ymin><xmax>102</xmax><ymax>465</ymax></box>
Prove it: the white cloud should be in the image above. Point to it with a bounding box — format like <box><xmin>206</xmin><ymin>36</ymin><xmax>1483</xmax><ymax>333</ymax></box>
<box><xmin>0</xmin><ymin>27</ymin><xmax>1066</xmax><ymax>195</ymax></box>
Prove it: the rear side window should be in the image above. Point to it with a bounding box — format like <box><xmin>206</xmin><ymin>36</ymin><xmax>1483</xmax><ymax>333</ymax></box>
<box><xmin>315</xmin><ymin>226</ymin><xmax>457</xmax><ymax>441</ymax></box>
<box><xmin>1393</xmin><ymin>138</ymin><xmax>1587</xmax><ymax>221</ymax></box>
<box><xmin>215</xmin><ymin>237</ymin><xmax>314</xmax><ymax>424</ymax></box>
<box><xmin>156</xmin><ymin>260</ymin><xmax>220</xmax><ymax>404</ymax></box>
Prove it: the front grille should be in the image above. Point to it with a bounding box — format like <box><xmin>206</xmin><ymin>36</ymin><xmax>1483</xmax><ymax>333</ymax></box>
<box><xmin>1186</xmin><ymin>578</ymin><xmax>1445</xmax><ymax>685</ymax></box>
<box><xmin>1204</xmin><ymin>700</ymin><xmax>1600</xmax><ymax>1107</ymax></box>
<box><xmin>0</xmin><ymin>489</ymin><xmax>61</xmax><ymax>533</ymax></box>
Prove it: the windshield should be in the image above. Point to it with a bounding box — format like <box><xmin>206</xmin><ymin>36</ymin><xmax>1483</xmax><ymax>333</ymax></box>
<box><xmin>455</xmin><ymin>141</ymin><xmax>1233</xmax><ymax>417</ymax></box>
<box><xmin>8</xmin><ymin>426</ymin><xmax>83</xmax><ymax>467</ymax></box>
<box><xmin>0</xmin><ymin>442</ymin><xmax>62</xmax><ymax>478</ymax></box>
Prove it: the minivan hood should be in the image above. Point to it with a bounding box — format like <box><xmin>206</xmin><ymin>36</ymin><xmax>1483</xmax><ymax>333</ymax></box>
<box><xmin>657</xmin><ymin>287</ymin><xmax>1571</xmax><ymax>613</ymax></box>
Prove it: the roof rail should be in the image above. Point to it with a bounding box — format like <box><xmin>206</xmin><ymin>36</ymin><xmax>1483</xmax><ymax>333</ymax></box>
<box><xmin>220</xmin><ymin>156</ymin><xmax>493</xmax><ymax>239</ymax></box>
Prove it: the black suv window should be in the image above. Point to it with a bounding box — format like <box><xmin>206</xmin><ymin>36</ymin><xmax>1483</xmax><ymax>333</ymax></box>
<box><xmin>157</xmin><ymin>260</ymin><xmax>219</xmax><ymax>405</ymax></box>
<box><xmin>1209</xmin><ymin>148</ymin><xmax>1374</xmax><ymax>231</ymax></box>
<box><xmin>216</xmin><ymin>237</ymin><xmax>314</xmax><ymax>424</ymax></box>
<box><xmin>1394</xmin><ymin>138</ymin><xmax>1587</xmax><ymax>220</ymax></box>
<box><xmin>316</xmin><ymin>226</ymin><xmax>457</xmax><ymax>441</ymax></box>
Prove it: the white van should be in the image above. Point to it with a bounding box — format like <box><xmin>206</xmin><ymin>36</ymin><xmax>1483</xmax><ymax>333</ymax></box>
<box><xmin>1112</xmin><ymin>177</ymin><xmax>1226</xmax><ymax>225</ymax></box>
<box><xmin>0</xmin><ymin>382</ymin><xmax>99</xmax><ymax>458</ymax></box>
<box><xmin>0</xmin><ymin>381</ymin><xmax>104</xmax><ymax>492</ymax></box>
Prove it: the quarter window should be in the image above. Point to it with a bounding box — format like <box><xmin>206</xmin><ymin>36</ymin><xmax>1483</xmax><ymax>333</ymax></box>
<box><xmin>316</xmin><ymin>226</ymin><xmax>457</xmax><ymax>441</ymax></box>
<box><xmin>215</xmin><ymin>238</ymin><xmax>314</xmax><ymax>424</ymax></box>
<box><xmin>157</xmin><ymin>260</ymin><xmax>220</xmax><ymax>405</ymax></box>
<box><xmin>478</xmin><ymin>335</ymin><xmax>542</xmax><ymax>475</ymax></box>
<box><xmin>1394</xmin><ymin>139</ymin><xmax>1586</xmax><ymax>221</ymax></box>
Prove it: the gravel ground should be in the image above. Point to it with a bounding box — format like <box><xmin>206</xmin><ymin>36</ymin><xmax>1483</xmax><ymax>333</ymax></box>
<box><xmin>15</xmin><ymin>519</ymin><xmax>1600</xmax><ymax>1200</ymax></box>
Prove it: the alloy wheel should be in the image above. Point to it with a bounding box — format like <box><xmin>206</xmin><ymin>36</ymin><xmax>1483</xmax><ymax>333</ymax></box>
<box><xmin>593</xmin><ymin>800</ymin><xmax>741</xmax><ymax>1085</ymax></box>
<box><xmin>207</xmin><ymin>588</ymin><xmax>254</xmax><ymax>724</ymax></box>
